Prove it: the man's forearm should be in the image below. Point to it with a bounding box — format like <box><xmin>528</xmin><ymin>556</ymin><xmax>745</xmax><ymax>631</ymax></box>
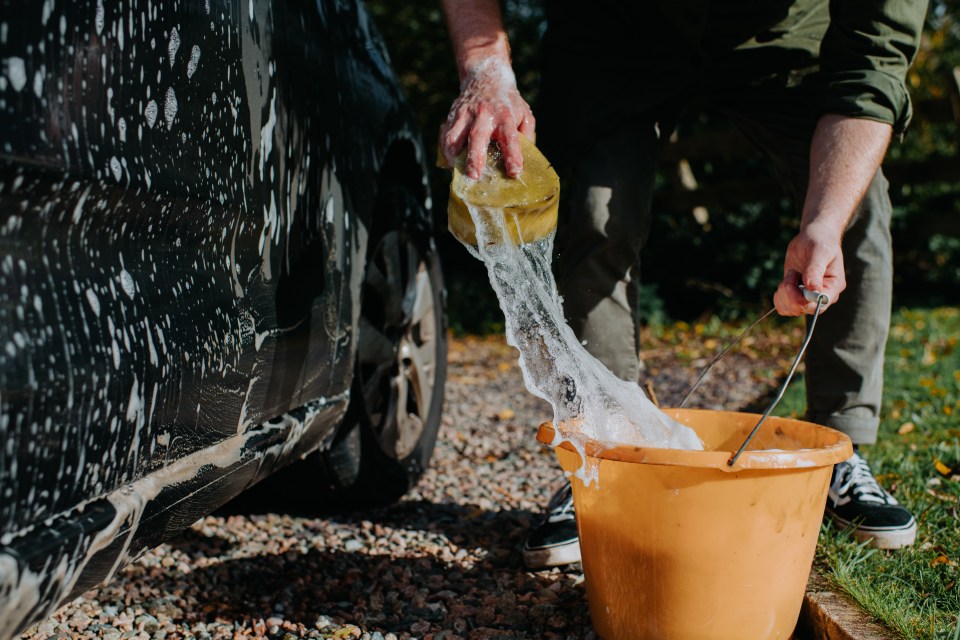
<box><xmin>441</xmin><ymin>0</ymin><xmax>512</xmax><ymax>81</ymax></box>
<box><xmin>773</xmin><ymin>114</ymin><xmax>892</xmax><ymax>315</ymax></box>
<box><xmin>801</xmin><ymin>114</ymin><xmax>892</xmax><ymax>239</ymax></box>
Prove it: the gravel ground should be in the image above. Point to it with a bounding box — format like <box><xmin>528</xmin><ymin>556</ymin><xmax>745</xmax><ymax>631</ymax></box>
<box><xmin>21</xmin><ymin>331</ymin><xmax>794</xmax><ymax>640</ymax></box>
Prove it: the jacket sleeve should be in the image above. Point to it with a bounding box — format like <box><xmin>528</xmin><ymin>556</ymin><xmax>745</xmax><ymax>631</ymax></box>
<box><xmin>813</xmin><ymin>0</ymin><xmax>929</xmax><ymax>134</ymax></box>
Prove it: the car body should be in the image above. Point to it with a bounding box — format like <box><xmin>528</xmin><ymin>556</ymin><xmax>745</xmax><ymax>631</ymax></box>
<box><xmin>0</xmin><ymin>0</ymin><xmax>447</xmax><ymax>636</ymax></box>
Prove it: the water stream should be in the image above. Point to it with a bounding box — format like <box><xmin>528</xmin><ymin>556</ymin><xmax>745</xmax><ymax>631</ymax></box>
<box><xmin>461</xmin><ymin>198</ymin><xmax>703</xmax><ymax>485</ymax></box>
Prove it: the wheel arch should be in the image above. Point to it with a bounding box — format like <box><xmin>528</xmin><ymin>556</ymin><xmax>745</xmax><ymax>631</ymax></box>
<box><xmin>371</xmin><ymin>135</ymin><xmax>435</xmax><ymax>238</ymax></box>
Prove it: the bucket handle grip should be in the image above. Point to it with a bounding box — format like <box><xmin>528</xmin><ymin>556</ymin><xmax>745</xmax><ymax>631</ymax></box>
<box><xmin>677</xmin><ymin>287</ymin><xmax>829</xmax><ymax>466</ymax></box>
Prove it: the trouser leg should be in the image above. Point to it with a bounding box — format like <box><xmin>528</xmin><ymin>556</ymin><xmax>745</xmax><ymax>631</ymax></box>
<box><xmin>551</xmin><ymin>126</ymin><xmax>662</xmax><ymax>383</ymax></box>
<box><xmin>804</xmin><ymin>173</ymin><xmax>892</xmax><ymax>444</ymax></box>
<box><xmin>710</xmin><ymin>84</ymin><xmax>892</xmax><ymax>444</ymax></box>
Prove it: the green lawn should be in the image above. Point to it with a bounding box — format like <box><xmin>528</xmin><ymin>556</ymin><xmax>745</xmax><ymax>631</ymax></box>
<box><xmin>773</xmin><ymin>307</ymin><xmax>960</xmax><ymax>639</ymax></box>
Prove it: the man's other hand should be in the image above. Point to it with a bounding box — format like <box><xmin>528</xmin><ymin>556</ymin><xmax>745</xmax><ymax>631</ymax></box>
<box><xmin>774</xmin><ymin>222</ymin><xmax>846</xmax><ymax>316</ymax></box>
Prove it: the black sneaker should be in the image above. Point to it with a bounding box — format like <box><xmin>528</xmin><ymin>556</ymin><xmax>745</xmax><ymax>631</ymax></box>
<box><xmin>523</xmin><ymin>482</ymin><xmax>581</xmax><ymax>569</ymax></box>
<box><xmin>825</xmin><ymin>452</ymin><xmax>917</xmax><ymax>549</ymax></box>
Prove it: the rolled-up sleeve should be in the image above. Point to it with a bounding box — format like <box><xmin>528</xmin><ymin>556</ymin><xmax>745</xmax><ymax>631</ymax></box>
<box><xmin>813</xmin><ymin>1</ymin><xmax>929</xmax><ymax>134</ymax></box>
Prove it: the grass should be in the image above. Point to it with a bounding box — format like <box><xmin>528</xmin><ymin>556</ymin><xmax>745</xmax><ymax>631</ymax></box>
<box><xmin>772</xmin><ymin>307</ymin><xmax>960</xmax><ymax>639</ymax></box>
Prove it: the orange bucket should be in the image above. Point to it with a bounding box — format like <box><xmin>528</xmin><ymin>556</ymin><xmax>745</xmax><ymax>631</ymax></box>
<box><xmin>537</xmin><ymin>408</ymin><xmax>852</xmax><ymax>640</ymax></box>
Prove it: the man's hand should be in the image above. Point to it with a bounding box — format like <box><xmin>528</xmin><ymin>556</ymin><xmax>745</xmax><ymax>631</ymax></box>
<box><xmin>440</xmin><ymin>58</ymin><xmax>535</xmax><ymax>179</ymax></box>
<box><xmin>440</xmin><ymin>0</ymin><xmax>535</xmax><ymax>179</ymax></box>
<box><xmin>775</xmin><ymin>114</ymin><xmax>892</xmax><ymax>316</ymax></box>
<box><xmin>774</xmin><ymin>222</ymin><xmax>845</xmax><ymax>316</ymax></box>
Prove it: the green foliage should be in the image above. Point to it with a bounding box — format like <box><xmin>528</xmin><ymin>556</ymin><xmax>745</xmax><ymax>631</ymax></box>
<box><xmin>890</xmin><ymin>182</ymin><xmax>960</xmax><ymax>305</ymax></box>
<box><xmin>636</xmin><ymin>283</ymin><xmax>670</xmax><ymax>328</ymax></box>
<box><xmin>445</xmin><ymin>272</ymin><xmax>505</xmax><ymax>336</ymax></box>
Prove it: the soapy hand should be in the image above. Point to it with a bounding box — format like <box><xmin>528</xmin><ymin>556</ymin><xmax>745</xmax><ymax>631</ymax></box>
<box><xmin>441</xmin><ymin>58</ymin><xmax>535</xmax><ymax>180</ymax></box>
<box><xmin>773</xmin><ymin>222</ymin><xmax>846</xmax><ymax>316</ymax></box>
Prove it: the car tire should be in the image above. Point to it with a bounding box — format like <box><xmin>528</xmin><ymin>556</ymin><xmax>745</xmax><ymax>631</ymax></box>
<box><xmin>320</xmin><ymin>186</ymin><xmax>447</xmax><ymax>506</ymax></box>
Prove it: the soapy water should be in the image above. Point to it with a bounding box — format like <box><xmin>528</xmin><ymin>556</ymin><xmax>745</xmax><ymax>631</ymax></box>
<box><xmin>460</xmin><ymin>178</ymin><xmax>703</xmax><ymax>486</ymax></box>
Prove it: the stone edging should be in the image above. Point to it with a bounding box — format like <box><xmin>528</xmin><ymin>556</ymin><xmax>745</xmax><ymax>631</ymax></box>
<box><xmin>796</xmin><ymin>570</ymin><xmax>897</xmax><ymax>640</ymax></box>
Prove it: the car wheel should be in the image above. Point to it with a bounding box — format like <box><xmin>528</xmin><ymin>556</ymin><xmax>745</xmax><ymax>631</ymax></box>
<box><xmin>326</xmin><ymin>189</ymin><xmax>447</xmax><ymax>506</ymax></box>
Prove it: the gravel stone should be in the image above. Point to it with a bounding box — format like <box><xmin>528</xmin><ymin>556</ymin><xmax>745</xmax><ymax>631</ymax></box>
<box><xmin>20</xmin><ymin>333</ymin><xmax>776</xmax><ymax>639</ymax></box>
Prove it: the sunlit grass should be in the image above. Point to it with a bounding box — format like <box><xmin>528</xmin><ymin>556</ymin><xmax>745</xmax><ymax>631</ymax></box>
<box><xmin>774</xmin><ymin>307</ymin><xmax>960</xmax><ymax>639</ymax></box>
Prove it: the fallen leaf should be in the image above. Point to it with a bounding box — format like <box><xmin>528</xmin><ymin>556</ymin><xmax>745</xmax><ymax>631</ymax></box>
<box><xmin>932</xmin><ymin>555</ymin><xmax>950</xmax><ymax>567</ymax></box>
<box><xmin>935</xmin><ymin>459</ymin><xmax>953</xmax><ymax>476</ymax></box>
<box><xmin>898</xmin><ymin>422</ymin><xmax>916</xmax><ymax>435</ymax></box>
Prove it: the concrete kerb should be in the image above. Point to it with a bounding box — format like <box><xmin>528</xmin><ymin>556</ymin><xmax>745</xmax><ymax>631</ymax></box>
<box><xmin>796</xmin><ymin>570</ymin><xmax>898</xmax><ymax>640</ymax></box>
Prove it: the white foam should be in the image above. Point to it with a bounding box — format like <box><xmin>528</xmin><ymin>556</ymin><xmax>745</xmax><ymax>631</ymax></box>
<box><xmin>167</xmin><ymin>27</ymin><xmax>180</xmax><ymax>67</ymax></box>
<box><xmin>32</xmin><ymin>70</ymin><xmax>43</xmax><ymax>99</ymax></box>
<box><xmin>95</xmin><ymin>0</ymin><xmax>104</xmax><ymax>35</ymax></box>
<box><xmin>119</xmin><ymin>269</ymin><xmax>136</xmax><ymax>299</ymax></box>
<box><xmin>85</xmin><ymin>288</ymin><xmax>100</xmax><ymax>317</ymax></box>
<box><xmin>6</xmin><ymin>57</ymin><xmax>26</xmax><ymax>92</ymax></box>
<box><xmin>109</xmin><ymin>156</ymin><xmax>122</xmax><ymax>182</ymax></box>
<box><xmin>187</xmin><ymin>45</ymin><xmax>200</xmax><ymax>79</ymax></box>
<box><xmin>144</xmin><ymin>99</ymin><xmax>158</xmax><ymax>128</ymax></box>
<box><xmin>41</xmin><ymin>0</ymin><xmax>55</xmax><ymax>25</ymax></box>
<box><xmin>163</xmin><ymin>86</ymin><xmax>177</xmax><ymax>129</ymax></box>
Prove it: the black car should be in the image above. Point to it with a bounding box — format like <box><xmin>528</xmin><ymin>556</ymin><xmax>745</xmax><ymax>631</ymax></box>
<box><xmin>0</xmin><ymin>1</ymin><xmax>447</xmax><ymax>636</ymax></box>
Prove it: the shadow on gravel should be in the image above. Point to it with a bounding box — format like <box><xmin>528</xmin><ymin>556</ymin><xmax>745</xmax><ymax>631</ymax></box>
<box><xmin>162</xmin><ymin>504</ymin><xmax>591</xmax><ymax>637</ymax></box>
<box><xmin>329</xmin><ymin>499</ymin><xmax>541</xmax><ymax>557</ymax></box>
<box><xmin>169</xmin><ymin>525</ymin><xmax>242</xmax><ymax>559</ymax></box>
<box><xmin>215</xmin><ymin>498</ymin><xmax>542</xmax><ymax>572</ymax></box>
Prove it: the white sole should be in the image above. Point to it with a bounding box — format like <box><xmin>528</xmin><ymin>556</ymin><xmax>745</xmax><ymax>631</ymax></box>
<box><xmin>830</xmin><ymin>515</ymin><xmax>918</xmax><ymax>549</ymax></box>
<box><xmin>523</xmin><ymin>539</ymin><xmax>582</xmax><ymax>569</ymax></box>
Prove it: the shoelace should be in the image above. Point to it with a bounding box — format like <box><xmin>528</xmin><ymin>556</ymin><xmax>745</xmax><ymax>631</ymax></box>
<box><xmin>833</xmin><ymin>453</ymin><xmax>895</xmax><ymax>505</ymax></box>
<box><xmin>545</xmin><ymin>483</ymin><xmax>576</xmax><ymax>523</ymax></box>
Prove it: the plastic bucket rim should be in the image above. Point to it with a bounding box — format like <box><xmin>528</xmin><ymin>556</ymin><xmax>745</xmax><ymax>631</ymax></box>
<box><xmin>537</xmin><ymin>408</ymin><xmax>853</xmax><ymax>473</ymax></box>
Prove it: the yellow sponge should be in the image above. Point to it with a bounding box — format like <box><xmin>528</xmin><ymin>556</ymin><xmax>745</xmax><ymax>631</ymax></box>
<box><xmin>442</xmin><ymin>136</ymin><xmax>559</xmax><ymax>246</ymax></box>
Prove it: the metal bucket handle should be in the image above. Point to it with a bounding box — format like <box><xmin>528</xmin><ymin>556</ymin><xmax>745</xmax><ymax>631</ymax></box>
<box><xmin>677</xmin><ymin>286</ymin><xmax>830</xmax><ymax>466</ymax></box>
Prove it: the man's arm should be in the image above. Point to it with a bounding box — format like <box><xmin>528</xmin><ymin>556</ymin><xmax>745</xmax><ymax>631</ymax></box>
<box><xmin>774</xmin><ymin>1</ymin><xmax>927</xmax><ymax>315</ymax></box>
<box><xmin>440</xmin><ymin>0</ymin><xmax>535</xmax><ymax>179</ymax></box>
<box><xmin>773</xmin><ymin>115</ymin><xmax>892</xmax><ymax>316</ymax></box>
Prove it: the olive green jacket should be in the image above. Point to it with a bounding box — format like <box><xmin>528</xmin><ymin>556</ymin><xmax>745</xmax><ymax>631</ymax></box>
<box><xmin>660</xmin><ymin>0</ymin><xmax>931</xmax><ymax>134</ymax></box>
